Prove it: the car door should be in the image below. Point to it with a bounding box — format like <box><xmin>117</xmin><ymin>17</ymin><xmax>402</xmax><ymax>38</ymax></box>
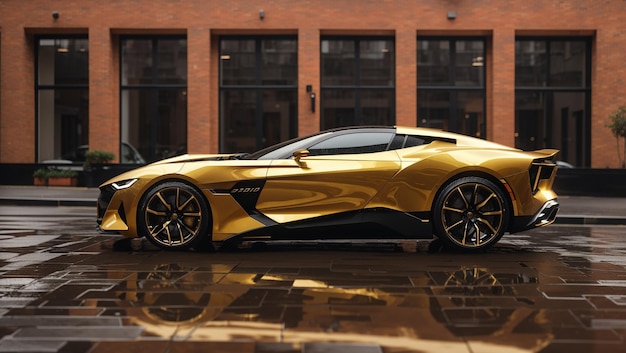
<box><xmin>256</xmin><ymin>131</ymin><xmax>401</xmax><ymax>223</ymax></box>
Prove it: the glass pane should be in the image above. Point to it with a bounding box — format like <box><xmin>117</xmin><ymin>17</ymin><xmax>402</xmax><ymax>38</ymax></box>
<box><xmin>262</xmin><ymin>39</ymin><xmax>298</xmax><ymax>85</ymax></box>
<box><xmin>37</xmin><ymin>89</ymin><xmax>89</xmax><ymax>162</ymax></box>
<box><xmin>121</xmin><ymin>39</ymin><xmax>153</xmax><ymax>85</ymax></box>
<box><xmin>156</xmin><ymin>39</ymin><xmax>187</xmax><ymax>84</ymax></box>
<box><xmin>552</xmin><ymin>92</ymin><xmax>587</xmax><ymax>166</ymax></box>
<box><xmin>309</xmin><ymin>132</ymin><xmax>393</xmax><ymax>156</ymax></box>
<box><xmin>417</xmin><ymin>40</ymin><xmax>450</xmax><ymax>86</ymax></box>
<box><xmin>121</xmin><ymin>88</ymin><xmax>187</xmax><ymax>163</ymax></box>
<box><xmin>261</xmin><ymin>90</ymin><xmax>297</xmax><ymax>148</ymax></box>
<box><xmin>549</xmin><ymin>41</ymin><xmax>587</xmax><ymax>87</ymax></box>
<box><xmin>220</xmin><ymin>39</ymin><xmax>256</xmax><ymax>86</ymax></box>
<box><xmin>418</xmin><ymin>91</ymin><xmax>451</xmax><ymax>130</ymax></box>
<box><xmin>38</xmin><ymin>38</ymin><xmax>88</xmax><ymax>85</ymax></box>
<box><xmin>321</xmin><ymin>89</ymin><xmax>356</xmax><ymax>129</ymax></box>
<box><xmin>515</xmin><ymin>91</ymin><xmax>545</xmax><ymax>151</ymax></box>
<box><xmin>221</xmin><ymin>90</ymin><xmax>257</xmax><ymax>153</ymax></box>
<box><xmin>321</xmin><ymin>40</ymin><xmax>356</xmax><ymax>86</ymax></box>
<box><xmin>360</xmin><ymin>90</ymin><xmax>395</xmax><ymax>125</ymax></box>
<box><xmin>455</xmin><ymin>40</ymin><xmax>484</xmax><ymax>87</ymax></box>
<box><xmin>456</xmin><ymin>91</ymin><xmax>485</xmax><ymax>138</ymax></box>
<box><xmin>515</xmin><ymin>40</ymin><xmax>547</xmax><ymax>87</ymax></box>
<box><xmin>359</xmin><ymin>39</ymin><xmax>394</xmax><ymax>86</ymax></box>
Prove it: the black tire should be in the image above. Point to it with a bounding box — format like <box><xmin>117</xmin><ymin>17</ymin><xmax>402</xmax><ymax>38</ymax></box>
<box><xmin>137</xmin><ymin>181</ymin><xmax>211</xmax><ymax>250</ymax></box>
<box><xmin>432</xmin><ymin>176</ymin><xmax>509</xmax><ymax>252</ymax></box>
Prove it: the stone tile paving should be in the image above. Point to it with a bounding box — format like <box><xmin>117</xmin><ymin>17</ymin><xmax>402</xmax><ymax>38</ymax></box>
<box><xmin>0</xmin><ymin>210</ymin><xmax>625</xmax><ymax>353</ymax></box>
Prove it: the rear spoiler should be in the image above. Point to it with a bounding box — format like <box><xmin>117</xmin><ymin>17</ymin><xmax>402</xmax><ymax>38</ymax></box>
<box><xmin>529</xmin><ymin>149</ymin><xmax>560</xmax><ymax>161</ymax></box>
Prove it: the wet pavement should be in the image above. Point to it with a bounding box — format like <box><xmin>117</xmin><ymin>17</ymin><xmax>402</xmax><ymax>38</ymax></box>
<box><xmin>0</xmin><ymin>202</ymin><xmax>625</xmax><ymax>353</ymax></box>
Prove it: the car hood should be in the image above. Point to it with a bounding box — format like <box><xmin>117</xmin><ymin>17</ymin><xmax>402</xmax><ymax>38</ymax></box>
<box><xmin>151</xmin><ymin>153</ymin><xmax>239</xmax><ymax>165</ymax></box>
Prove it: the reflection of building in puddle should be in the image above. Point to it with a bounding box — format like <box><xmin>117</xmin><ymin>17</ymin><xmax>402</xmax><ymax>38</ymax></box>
<box><xmin>90</xmin><ymin>263</ymin><xmax>553</xmax><ymax>352</ymax></box>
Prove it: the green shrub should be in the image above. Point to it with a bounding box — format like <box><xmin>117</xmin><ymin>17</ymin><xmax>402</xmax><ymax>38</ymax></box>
<box><xmin>33</xmin><ymin>167</ymin><xmax>78</xmax><ymax>179</ymax></box>
<box><xmin>84</xmin><ymin>150</ymin><xmax>115</xmax><ymax>169</ymax></box>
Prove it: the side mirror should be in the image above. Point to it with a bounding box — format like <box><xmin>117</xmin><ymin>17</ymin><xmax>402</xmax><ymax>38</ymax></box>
<box><xmin>293</xmin><ymin>149</ymin><xmax>310</xmax><ymax>165</ymax></box>
<box><xmin>293</xmin><ymin>149</ymin><xmax>309</xmax><ymax>160</ymax></box>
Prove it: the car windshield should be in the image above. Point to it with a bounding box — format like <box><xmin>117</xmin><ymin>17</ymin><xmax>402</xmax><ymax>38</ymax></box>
<box><xmin>244</xmin><ymin>132</ymin><xmax>333</xmax><ymax>160</ymax></box>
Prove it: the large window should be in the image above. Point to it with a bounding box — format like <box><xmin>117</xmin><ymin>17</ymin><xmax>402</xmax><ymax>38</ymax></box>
<box><xmin>36</xmin><ymin>37</ymin><xmax>89</xmax><ymax>162</ymax></box>
<box><xmin>121</xmin><ymin>37</ymin><xmax>187</xmax><ymax>163</ymax></box>
<box><xmin>417</xmin><ymin>38</ymin><xmax>485</xmax><ymax>138</ymax></box>
<box><xmin>321</xmin><ymin>37</ymin><xmax>395</xmax><ymax>129</ymax></box>
<box><xmin>219</xmin><ymin>37</ymin><xmax>298</xmax><ymax>153</ymax></box>
<box><xmin>515</xmin><ymin>38</ymin><xmax>591</xmax><ymax>167</ymax></box>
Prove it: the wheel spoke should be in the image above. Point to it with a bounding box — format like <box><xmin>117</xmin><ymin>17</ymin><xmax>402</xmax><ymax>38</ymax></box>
<box><xmin>456</xmin><ymin>187</ymin><xmax>470</xmax><ymax>208</ymax></box>
<box><xmin>178</xmin><ymin>195</ymin><xmax>196</xmax><ymax>211</ymax></box>
<box><xmin>146</xmin><ymin>208</ymin><xmax>167</xmax><ymax>217</ymax></box>
<box><xmin>175</xmin><ymin>222</ymin><xmax>185</xmax><ymax>243</ymax></box>
<box><xmin>445</xmin><ymin>219</ymin><xmax>465</xmax><ymax>233</ymax></box>
<box><xmin>476</xmin><ymin>192</ymin><xmax>497</xmax><ymax>211</ymax></box>
<box><xmin>443</xmin><ymin>205</ymin><xmax>465</xmax><ymax>214</ymax></box>
<box><xmin>477</xmin><ymin>217</ymin><xmax>498</xmax><ymax>234</ymax></box>
<box><xmin>156</xmin><ymin>192</ymin><xmax>172</xmax><ymax>211</ymax></box>
<box><xmin>461</xmin><ymin>221</ymin><xmax>471</xmax><ymax>245</ymax></box>
<box><xmin>473</xmin><ymin>223</ymin><xmax>482</xmax><ymax>245</ymax></box>
<box><xmin>481</xmin><ymin>210</ymin><xmax>502</xmax><ymax>216</ymax></box>
<box><xmin>149</xmin><ymin>220</ymin><xmax>171</xmax><ymax>237</ymax></box>
<box><xmin>178</xmin><ymin>220</ymin><xmax>198</xmax><ymax>236</ymax></box>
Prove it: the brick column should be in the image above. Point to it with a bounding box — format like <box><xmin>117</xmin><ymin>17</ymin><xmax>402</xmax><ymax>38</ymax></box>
<box><xmin>89</xmin><ymin>27</ymin><xmax>119</xmax><ymax>162</ymax></box>
<box><xmin>298</xmin><ymin>28</ymin><xmax>320</xmax><ymax>136</ymax></box>
<box><xmin>187</xmin><ymin>28</ymin><xmax>215</xmax><ymax>154</ymax></box>
<box><xmin>489</xmin><ymin>28</ymin><xmax>515</xmax><ymax>147</ymax></box>
<box><xmin>1</xmin><ymin>28</ymin><xmax>35</xmax><ymax>162</ymax></box>
<box><xmin>396</xmin><ymin>29</ymin><xmax>417</xmax><ymax>127</ymax></box>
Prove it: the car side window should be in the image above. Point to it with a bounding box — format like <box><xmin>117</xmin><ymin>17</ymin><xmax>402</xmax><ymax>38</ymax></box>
<box><xmin>308</xmin><ymin>131</ymin><xmax>394</xmax><ymax>156</ymax></box>
<box><xmin>387</xmin><ymin>134</ymin><xmax>429</xmax><ymax>150</ymax></box>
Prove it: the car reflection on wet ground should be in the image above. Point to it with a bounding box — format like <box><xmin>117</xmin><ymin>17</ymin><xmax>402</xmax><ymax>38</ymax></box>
<box><xmin>0</xmin><ymin>207</ymin><xmax>625</xmax><ymax>353</ymax></box>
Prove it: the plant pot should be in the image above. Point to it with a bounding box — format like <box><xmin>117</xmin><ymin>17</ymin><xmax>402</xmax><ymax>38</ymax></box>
<box><xmin>33</xmin><ymin>177</ymin><xmax>47</xmax><ymax>186</ymax></box>
<box><xmin>48</xmin><ymin>177</ymin><xmax>78</xmax><ymax>187</ymax></box>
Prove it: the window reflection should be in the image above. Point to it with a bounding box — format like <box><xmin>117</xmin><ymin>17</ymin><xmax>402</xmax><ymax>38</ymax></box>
<box><xmin>515</xmin><ymin>38</ymin><xmax>590</xmax><ymax>167</ymax></box>
<box><xmin>121</xmin><ymin>37</ymin><xmax>187</xmax><ymax>163</ymax></box>
<box><xmin>219</xmin><ymin>37</ymin><xmax>298</xmax><ymax>153</ymax></box>
<box><xmin>417</xmin><ymin>38</ymin><xmax>485</xmax><ymax>137</ymax></box>
<box><xmin>37</xmin><ymin>37</ymin><xmax>89</xmax><ymax>162</ymax></box>
<box><xmin>321</xmin><ymin>37</ymin><xmax>395</xmax><ymax>129</ymax></box>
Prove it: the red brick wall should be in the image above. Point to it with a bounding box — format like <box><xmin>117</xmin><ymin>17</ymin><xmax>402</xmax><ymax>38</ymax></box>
<box><xmin>1</xmin><ymin>0</ymin><xmax>625</xmax><ymax>167</ymax></box>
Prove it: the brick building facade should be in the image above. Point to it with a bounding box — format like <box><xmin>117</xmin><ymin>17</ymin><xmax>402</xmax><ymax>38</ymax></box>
<box><xmin>1</xmin><ymin>0</ymin><xmax>624</xmax><ymax>168</ymax></box>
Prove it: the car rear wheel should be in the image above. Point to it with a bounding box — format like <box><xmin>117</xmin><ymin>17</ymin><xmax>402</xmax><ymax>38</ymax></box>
<box><xmin>138</xmin><ymin>181</ymin><xmax>210</xmax><ymax>250</ymax></box>
<box><xmin>432</xmin><ymin>176</ymin><xmax>509</xmax><ymax>252</ymax></box>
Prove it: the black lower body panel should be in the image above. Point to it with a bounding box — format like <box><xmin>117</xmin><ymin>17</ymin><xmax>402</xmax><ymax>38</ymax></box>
<box><xmin>229</xmin><ymin>208</ymin><xmax>434</xmax><ymax>242</ymax></box>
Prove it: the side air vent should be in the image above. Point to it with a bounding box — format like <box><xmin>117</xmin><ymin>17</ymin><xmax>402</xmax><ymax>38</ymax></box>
<box><xmin>528</xmin><ymin>158</ymin><xmax>558</xmax><ymax>194</ymax></box>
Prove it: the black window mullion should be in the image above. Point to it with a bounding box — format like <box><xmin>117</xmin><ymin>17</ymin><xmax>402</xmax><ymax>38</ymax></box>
<box><xmin>354</xmin><ymin>39</ymin><xmax>361</xmax><ymax>124</ymax></box>
<box><xmin>449</xmin><ymin>40</ymin><xmax>456</xmax><ymax>86</ymax></box>
<box><xmin>255</xmin><ymin>40</ymin><xmax>264</xmax><ymax>150</ymax></box>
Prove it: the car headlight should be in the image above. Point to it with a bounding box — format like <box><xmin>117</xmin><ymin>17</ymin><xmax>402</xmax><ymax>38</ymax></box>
<box><xmin>111</xmin><ymin>178</ymin><xmax>138</xmax><ymax>190</ymax></box>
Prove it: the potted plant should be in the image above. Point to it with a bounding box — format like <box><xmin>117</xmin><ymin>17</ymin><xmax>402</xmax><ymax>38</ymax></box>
<box><xmin>33</xmin><ymin>167</ymin><xmax>78</xmax><ymax>186</ymax></box>
<box><xmin>83</xmin><ymin>150</ymin><xmax>116</xmax><ymax>187</ymax></box>
<box><xmin>33</xmin><ymin>168</ymin><xmax>49</xmax><ymax>186</ymax></box>
<box><xmin>607</xmin><ymin>105</ymin><xmax>626</xmax><ymax>168</ymax></box>
<box><xmin>47</xmin><ymin>168</ymin><xmax>78</xmax><ymax>186</ymax></box>
<box><xmin>83</xmin><ymin>150</ymin><xmax>115</xmax><ymax>170</ymax></box>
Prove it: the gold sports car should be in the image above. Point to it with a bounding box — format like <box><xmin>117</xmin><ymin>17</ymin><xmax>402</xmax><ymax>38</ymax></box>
<box><xmin>97</xmin><ymin>126</ymin><xmax>559</xmax><ymax>252</ymax></box>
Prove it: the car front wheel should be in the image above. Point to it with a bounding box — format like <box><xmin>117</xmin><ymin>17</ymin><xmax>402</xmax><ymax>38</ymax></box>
<box><xmin>138</xmin><ymin>181</ymin><xmax>210</xmax><ymax>250</ymax></box>
<box><xmin>432</xmin><ymin>176</ymin><xmax>509</xmax><ymax>252</ymax></box>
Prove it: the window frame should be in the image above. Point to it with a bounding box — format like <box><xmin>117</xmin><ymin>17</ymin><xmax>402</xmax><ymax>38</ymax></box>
<box><xmin>218</xmin><ymin>35</ymin><xmax>298</xmax><ymax>153</ymax></box>
<box><xmin>515</xmin><ymin>36</ymin><xmax>592</xmax><ymax>167</ymax></box>
<box><xmin>320</xmin><ymin>36</ymin><xmax>396</xmax><ymax>129</ymax></box>
<box><xmin>417</xmin><ymin>36</ymin><xmax>486</xmax><ymax>138</ymax></box>
<box><xmin>35</xmin><ymin>35</ymin><xmax>89</xmax><ymax>163</ymax></box>
<box><xmin>119</xmin><ymin>35</ymin><xmax>188</xmax><ymax>163</ymax></box>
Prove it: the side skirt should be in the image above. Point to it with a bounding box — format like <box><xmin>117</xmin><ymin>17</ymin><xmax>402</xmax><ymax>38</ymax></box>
<box><xmin>225</xmin><ymin>208</ymin><xmax>434</xmax><ymax>243</ymax></box>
